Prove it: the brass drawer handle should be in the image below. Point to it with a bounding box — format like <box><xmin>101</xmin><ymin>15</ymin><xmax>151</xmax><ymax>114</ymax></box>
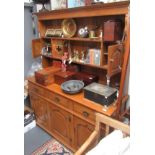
<box><xmin>55</xmin><ymin>97</ymin><xmax>60</xmax><ymax>103</ymax></box>
<box><xmin>82</xmin><ymin>111</ymin><xmax>89</xmax><ymax>118</ymax></box>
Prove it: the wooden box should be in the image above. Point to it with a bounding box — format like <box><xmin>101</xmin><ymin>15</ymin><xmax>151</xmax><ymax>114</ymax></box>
<box><xmin>35</xmin><ymin>67</ymin><xmax>61</xmax><ymax>86</ymax></box>
<box><xmin>104</xmin><ymin>20</ymin><xmax>122</xmax><ymax>41</ymax></box>
<box><xmin>54</xmin><ymin>71</ymin><xmax>76</xmax><ymax>85</ymax></box>
<box><xmin>73</xmin><ymin>72</ymin><xmax>98</xmax><ymax>86</ymax></box>
<box><xmin>84</xmin><ymin>83</ymin><xmax>117</xmax><ymax>106</ymax></box>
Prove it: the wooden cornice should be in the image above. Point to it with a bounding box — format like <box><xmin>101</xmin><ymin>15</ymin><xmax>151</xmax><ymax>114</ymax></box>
<box><xmin>33</xmin><ymin>1</ymin><xmax>130</xmax><ymax>20</ymax></box>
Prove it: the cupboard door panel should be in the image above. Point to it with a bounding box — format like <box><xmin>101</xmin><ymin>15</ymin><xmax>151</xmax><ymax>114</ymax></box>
<box><xmin>32</xmin><ymin>39</ymin><xmax>43</xmax><ymax>58</ymax></box>
<box><xmin>29</xmin><ymin>93</ymin><xmax>49</xmax><ymax>128</ymax></box>
<box><xmin>108</xmin><ymin>44</ymin><xmax>124</xmax><ymax>77</ymax></box>
<box><xmin>48</xmin><ymin>104</ymin><xmax>73</xmax><ymax>146</ymax></box>
<box><xmin>74</xmin><ymin>117</ymin><xmax>94</xmax><ymax>149</ymax></box>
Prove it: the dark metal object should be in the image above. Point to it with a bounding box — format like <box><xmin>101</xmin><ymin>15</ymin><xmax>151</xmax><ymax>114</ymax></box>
<box><xmin>84</xmin><ymin>82</ymin><xmax>117</xmax><ymax>106</ymax></box>
<box><xmin>61</xmin><ymin>80</ymin><xmax>84</xmax><ymax>94</ymax></box>
<box><xmin>78</xmin><ymin>27</ymin><xmax>89</xmax><ymax>38</ymax></box>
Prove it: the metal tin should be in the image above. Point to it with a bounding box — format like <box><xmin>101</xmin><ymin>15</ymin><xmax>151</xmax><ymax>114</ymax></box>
<box><xmin>84</xmin><ymin>82</ymin><xmax>117</xmax><ymax>106</ymax></box>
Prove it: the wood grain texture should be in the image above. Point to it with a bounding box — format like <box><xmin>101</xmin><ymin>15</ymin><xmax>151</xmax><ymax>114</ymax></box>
<box><xmin>34</xmin><ymin>2</ymin><xmax>129</xmax><ymax>20</ymax></box>
<box><xmin>28</xmin><ymin>77</ymin><xmax>117</xmax><ymax>117</ymax></box>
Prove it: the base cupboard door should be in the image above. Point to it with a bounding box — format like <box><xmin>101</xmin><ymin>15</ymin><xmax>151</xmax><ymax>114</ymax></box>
<box><xmin>74</xmin><ymin>117</ymin><xmax>94</xmax><ymax>149</ymax></box>
<box><xmin>29</xmin><ymin>93</ymin><xmax>49</xmax><ymax>129</ymax></box>
<box><xmin>48</xmin><ymin>103</ymin><xmax>73</xmax><ymax>146</ymax></box>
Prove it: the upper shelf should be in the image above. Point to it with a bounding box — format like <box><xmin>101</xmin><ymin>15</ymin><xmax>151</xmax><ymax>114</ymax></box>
<box><xmin>42</xmin><ymin>37</ymin><xmax>102</xmax><ymax>42</ymax></box>
<box><xmin>33</xmin><ymin>1</ymin><xmax>130</xmax><ymax>20</ymax></box>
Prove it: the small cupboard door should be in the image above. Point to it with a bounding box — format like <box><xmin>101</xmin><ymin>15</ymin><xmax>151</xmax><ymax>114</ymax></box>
<box><xmin>48</xmin><ymin>103</ymin><xmax>74</xmax><ymax>146</ymax></box>
<box><xmin>107</xmin><ymin>44</ymin><xmax>124</xmax><ymax>77</ymax></box>
<box><xmin>74</xmin><ymin>117</ymin><xmax>94</xmax><ymax>149</ymax></box>
<box><xmin>29</xmin><ymin>93</ymin><xmax>49</xmax><ymax>129</ymax></box>
<box><xmin>32</xmin><ymin>39</ymin><xmax>43</xmax><ymax>58</ymax></box>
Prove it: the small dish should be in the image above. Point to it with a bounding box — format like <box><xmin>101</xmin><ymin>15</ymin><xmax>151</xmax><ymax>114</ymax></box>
<box><xmin>61</xmin><ymin>80</ymin><xmax>84</xmax><ymax>94</ymax></box>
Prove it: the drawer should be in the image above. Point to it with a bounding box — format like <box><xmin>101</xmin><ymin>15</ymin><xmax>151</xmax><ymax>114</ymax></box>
<box><xmin>74</xmin><ymin>103</ymin><xmax>95</xmax><ymax>122</ymax></box>
<box><xmin>28</xmin><ymin>82</ymin><xmax>54</xmax><ymax>100</ymax></box>
<box><xmin>29</xmin><ymin>82</ymin><xmax>44</xmax><ymax>96</ymax></box>
<box><xmin>52</xmin><ymin>93</ymin><xmax>73</xmax><ymax>110</ymax></box>
<box><xmin>28</xmin><ymin>82</ymin><xmax>73</xmax><ymax>109</ymax></box>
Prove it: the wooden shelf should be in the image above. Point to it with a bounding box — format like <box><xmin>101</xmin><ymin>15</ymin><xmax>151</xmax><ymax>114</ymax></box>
<box><xmin>72</xmin><ymin>61</ymin><xmax>108</xmax><ymax>70</ymax></box>
<box><xmin>42</xmin><ymin>37</ymin><xmax>102</xmax><ymax>42</ymax></box>
<box><xmin>42</xmin><ymin>54</ymin><xmax>108</xmax><ymax>70</ymax></box>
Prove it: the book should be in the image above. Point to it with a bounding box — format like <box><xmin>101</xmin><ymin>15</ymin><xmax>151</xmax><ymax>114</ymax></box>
<box><xmin>94</xmin><ymin>49</ymin><xmax>101</xmax><ymax>65</ymax></box>
<box><xmin>88</xmin><ymin>49</ymin><xmax>100</xmax><ymax>65</ymax></box>
<box><xmin>89</xmin><ymin>49</ymin><xmax>94</xmax><ymax>64</ymax></box>
<box><xmin>68</xmin><ymin>0</ymin><xmax>85</xmax><ymax>8</ymax></box>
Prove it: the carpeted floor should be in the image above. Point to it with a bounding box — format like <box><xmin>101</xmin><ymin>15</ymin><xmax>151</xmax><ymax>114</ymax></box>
<box><xmin>31</xmin><ymin>138</ymin><xmax>73</xmax><ymax>155</ymax></box>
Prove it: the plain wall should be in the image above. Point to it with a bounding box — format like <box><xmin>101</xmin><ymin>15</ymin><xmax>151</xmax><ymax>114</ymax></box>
<box><xmin>24</xmin><ymin>3</ymin><xmax>34</xmax><ymax>78</ymax></box>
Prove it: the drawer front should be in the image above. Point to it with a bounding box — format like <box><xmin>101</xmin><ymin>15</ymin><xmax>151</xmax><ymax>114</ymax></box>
<box><xmin>29</xmin><ymin>82</ymin><xmax>44</xmax><ymax>96</ymax></box>
<box><xmin>52</xmin><ymin>93</ymin><xmax>73</xmax><ymax>110</ymax></box>
<box><xmin>74</xmin><ymin>103</ymin><xmax>95</xmax><ymax>122</ymax></box>
<box><xmin>28</xmin><ymin>82</ymin><xmax>73</xmax><ymax>110</ymax></box>
<box><xmin>28</xmin><ymin>82</ymin><xmax>54</xmax><ymax>100</ymax></box>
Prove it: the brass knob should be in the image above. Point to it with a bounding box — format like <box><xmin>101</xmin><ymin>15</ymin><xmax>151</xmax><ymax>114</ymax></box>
<box><xmin>83</xmin><ymin>111</ymin><xmax>89</xmax><ymax>118</ymax></box>
<box><xmin>55</xmin><ymin>97</ymin><xmax>60</xmax><ymax>103</ymax></box>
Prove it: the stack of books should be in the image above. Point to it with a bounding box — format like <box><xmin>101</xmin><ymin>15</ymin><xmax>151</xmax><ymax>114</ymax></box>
<box><xmin>86</xmin><ymin>49</ymin><xmax>101</xmax><ymax>65</ymax></box>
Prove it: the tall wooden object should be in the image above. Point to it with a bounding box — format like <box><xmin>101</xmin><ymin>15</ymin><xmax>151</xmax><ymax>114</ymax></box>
<box><xmin>29</xmin><ymin>1</ymin><xmax>130</xmax><ymax>152</ymax></box>
<box><xmin>116</xmin><ymin>10</ymin><xmax>130</xmax><ymax>119</ymax></box>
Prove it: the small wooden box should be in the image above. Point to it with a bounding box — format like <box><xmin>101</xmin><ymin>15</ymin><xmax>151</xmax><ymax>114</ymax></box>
<box><xmin>74</xmin><ymin>72</ymin><xmax>99</xmax><ymax>86</ymax></box>
<box><xmin>54</xmin><ymin>71</ymin><xmax>76</xmax><ymax>85</ymax></box>
<box><xmin>35</xmin><ymin>67</ymin><xmax>61</xmax><ymax>86</ymax></box>
<box><xmin>104</xmin><ymin>20</ymin><xmax>122</xmax><ymax>41</ymax></box>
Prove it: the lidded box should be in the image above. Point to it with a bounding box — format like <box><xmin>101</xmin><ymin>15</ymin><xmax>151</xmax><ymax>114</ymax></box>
<box><xmin>35</xmin><ymin>66</ymin><xmax>61</xmax><ymax>86</ymax></box>
<box><xmin>54</xmin><ymin>71</ymin><xmax>76</xmax><ymax>85</ymax></box>
<box><xmin>74</xmin><ymin>72</ymin><xmax>98</xmax><ymax>86</ymax></box>
<box><xmin>84</xmin><ymin>83</ymin><xmax>117</xmax><ymax>106</ymax></box>
<box><xmin>104</xmin><ymin>20</ymin><xmax>122</xmax><ymax>41</ymax></box>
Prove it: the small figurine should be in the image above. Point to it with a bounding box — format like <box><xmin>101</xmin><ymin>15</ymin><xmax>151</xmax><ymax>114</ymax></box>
<box><xmin>73</xmin><ymin>50</ymin><xmax>79</xmax><ymax>62</ymax></box>
<box><xmin>61</xmin><ymin>52</ymin><xmax>68</xmax><ymax>72</ymax></box>
<box><xmin>80</xmin><ymin>50</ymin><xmax>85</xmax><ymax>63</ymax></box>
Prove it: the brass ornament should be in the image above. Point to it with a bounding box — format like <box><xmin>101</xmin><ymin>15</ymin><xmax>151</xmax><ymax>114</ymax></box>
<box><xmin>62</xmin><ymin>19</ymin><xmax>77</xmax><ymax>38</ymax></box>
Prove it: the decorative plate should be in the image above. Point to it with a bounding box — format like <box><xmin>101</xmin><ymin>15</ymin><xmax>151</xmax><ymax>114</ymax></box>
<box><xmin>62</xmin><ymin>19</ymin><xmax>77</xmax><ymax>38</ymax></box>
<box><xmin>61</xmin><ymin>80</ymin><xmax>84</xmax><ymax>94</ymax></box>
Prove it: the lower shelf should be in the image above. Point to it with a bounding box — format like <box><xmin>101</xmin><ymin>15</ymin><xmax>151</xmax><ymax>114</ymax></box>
<box><xmin>42</xmin><ymin>54</ymin><xmax>108</xmax><ymax>70</ymax></box>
